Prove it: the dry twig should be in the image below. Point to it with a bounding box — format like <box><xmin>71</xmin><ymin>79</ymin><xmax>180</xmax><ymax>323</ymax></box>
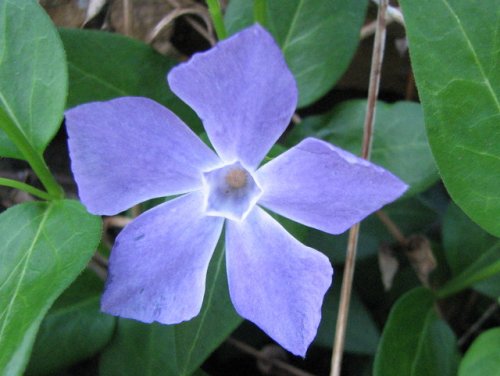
<box><xmin>330</xmin><ymin>0</ymin><xmax>389</xmax><ymax>374</ymax></box>
<box><xmin>146</xmin><ymin>3</ymin><xmax>214</xmax><ymax>45</ymax></box>
<box><xmin>227</xmin><ymin>337</ymin><xmax>316</xmax><ymax>376</ymax></box>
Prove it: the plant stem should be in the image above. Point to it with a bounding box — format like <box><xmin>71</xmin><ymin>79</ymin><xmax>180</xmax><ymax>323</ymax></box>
<box><xmin>331</xmin><ymin>223</ymin><xmax>360</xmax><ymax>374</ymax></box>
<box><xmin>206</xmin><ymin>0</ymin><xmax>227</xmax><ymax>40</ymax></box>
<box><xmin>226</xmin><ymin>337</ymin><xmax>314</xmax><ymax>376</ymax></box>
<box><xmin>361</xmin><ymin>9</ymin><xmax>387</xmax><ymax>160</ymax></box>
<box><xmin>437</xmin><ymin>257</ymin><xmax>500</xmax><ymax>299</ymax></box>
<box><xmin>0</xmin><ymin>114</ymin><xmax>64</xmax><ymax>200</ymax></box>
<box><xmin>253</xmin><ymin>0</ymin><xmax>267</xmax><ymax>27</ymax></box>
<box><xmin>376</xmin><ymin>210</ymin><xmax>407</xmax><ymax>245</ymax></box>
<box><xmin>123</xmin><ymin>0</ymin><xmax>132</xmax><ymax>36</ymax></box>
<box><xmin>0</xmin><ymin>177</ymin><xmax>52</xmax><ymax>200</ymax></box>
<box><xmin>329</xmin><ymin>1</ymin><xmax>389</xmax><ymax>375</ymax></box>
<box><xmin>458</xmin><ymin>302</ymin><xmax>498</xmax><ymax>346</ymax></box>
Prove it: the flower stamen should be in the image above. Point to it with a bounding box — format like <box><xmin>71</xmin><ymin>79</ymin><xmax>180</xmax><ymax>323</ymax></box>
<box><xmin>225</xmin><ymin>168</ymin><xmax>247</xmax><ymax>189</ymax></box>
<box><xmin>202</xmin><ymin>161</ymin><xmax>262</xmax><ymax>221</ymax></box>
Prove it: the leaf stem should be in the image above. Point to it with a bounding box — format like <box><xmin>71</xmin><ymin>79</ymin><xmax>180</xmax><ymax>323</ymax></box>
<box><xmin>0</xmin><ymin>177</ymin><xmax>52</xmax><ymax>200</ymax></box>
<box><xmin>206</xmin><ymin>0</ymin><xmax>227</xmax><ymax>40</ymax></box>
<box><xmin>329</xmin><ymin>1</ymin><xmax>389</xmax><ymax>375</ymax></box>
<box><xmin>0</xmin><ymin>114</ymin><xmax>64</xmax><ymax>200</ymax></box>
<box><xmin>437</xmin><ymin>258</ymin><xmax>500</xmax><ymax>299</ymax></box>
<box><xmin>253</xmin><ymin>0</ymin><xmax>267</xmax><ymax>27</ymax></box>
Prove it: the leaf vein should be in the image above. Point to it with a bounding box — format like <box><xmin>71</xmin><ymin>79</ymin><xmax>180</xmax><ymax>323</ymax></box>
<box><xmin>67</xmin><ymin>62</ymin><xmax>128</xmax><ymax>97</ymax></box>
<box><xmin>0</xmin><ymin>203</ymin><xmax>54</xmax><ymax>344</ymax></box>
<box><xmin>281</xmin><ymin>0</ymin><xmax>306</xmax><ymax>50</ymax></box>
<box><xmin>441</xmin><ymin>0</ymin><xmax>500</xmax><ymax>111</ymax></box>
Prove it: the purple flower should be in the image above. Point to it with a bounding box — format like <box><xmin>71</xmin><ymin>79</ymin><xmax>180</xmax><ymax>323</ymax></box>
<box><xmin>65</xmin><ymin>25</ymin><xmax>407</xmax><ymax>356</ymax></box>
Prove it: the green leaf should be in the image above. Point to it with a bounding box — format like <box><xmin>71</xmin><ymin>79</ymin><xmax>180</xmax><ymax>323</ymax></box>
<box><xmin>225</xmin><ymin>0</ymin><xmax>368</xmax><ymax>107</ymax></box>
<box><xmin>99</xmin><ymin>320</ymin><xmax>178</xmax><ymax>376</ymax></box>
<box><xmin>315</xmin><ymin>272</ymin><xmax>379</xmax><ymax>354</ymax></box>
<box><xmin>0</xmin><ymin>0</ymin><xmax>67</xmax><ymax>159</ymax></box>
<box><xmin>459</xmin><ymin>327</ymin><xmax>500</xmax><ymax>376</ymax></box>
<box><xmin>438</xmin><ymin>243</ymin><xmax>500</xmax><ymax>298</ymax></box>
<box><xmin>400</xmin><ymin>0</ymin><xmax>500</xmax><ymax>236</ymax></box>
<box><xmin>307</xmin><ymin>196</ymin><xmax>438</xmax><ymax>263</ymax></box>
<box><xmin>59</xmin><ymin>28</ymin><xmax>202</xmax><ymax>133</ymax></box>
<box><xmin>442</xmin><ymin>203</ymin><xmax>500</xmax><ymax>298</ymax></box>
<box><xmin>374</xmin><ymin>288</ymin><xmax>459</xmax><ymax>376</ymax></box>
<box><xmin>224</xmin><ymin>0</ymin><xmax>253</xmax><ymax>33</ymax></box>
<box><xmin>287</xmin><ymin>100</ymin><xmax>439</xmax><ymax>197</ymax></box>
<box><xmin>26</xmin><ymin>271</ymin><xmax>114</xmax><ymax>376</ymax></box>
<box><xmin>192</xmin><ymin>370</ymin><xmax>210</xmax><ymax>376</ymax></box>
<box><xmin>0</xmin><ymin>200</ymin><xmax>102</xmax><ymax>376</ymax></box>
<box><xmin>100</xmin><ymin>242</ymin><xmax>241</xmax><ymax>376</ymax></box>
<box><xmin>174</xmin><ymin>243</ymin><xmax>241</xmax><ymax>375</ymax></box>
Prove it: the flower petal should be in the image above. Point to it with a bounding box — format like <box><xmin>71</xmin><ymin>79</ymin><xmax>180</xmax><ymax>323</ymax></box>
<box><xmin>101</xmin><ymin>192</ymin><xmax>224</xmax><ymax>324</ymax></box>
<box><xmin>256</xmin><ymin>138</ymin><xmax>408</xmax><ymax>234</ymax></box>
<box><xmin>168</xmin><ymin>24</ymin><xmax>297</xmax><ymax>168</ymax></box>
<box><xmin>66</xmin><ymin>97</ymin><xmax>220</xmax><ymax>215</ymax></box>
<box><xmin>225</xmin><ymin>207</ymin><xmax>333</xmax><ymax>356</ymax></box>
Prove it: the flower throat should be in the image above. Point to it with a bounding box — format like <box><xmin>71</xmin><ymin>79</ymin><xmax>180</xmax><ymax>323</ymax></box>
<box><xmin>225</xmin><ymin>168</ymin><xmax>247</xmax><ymax>189</ymax></box>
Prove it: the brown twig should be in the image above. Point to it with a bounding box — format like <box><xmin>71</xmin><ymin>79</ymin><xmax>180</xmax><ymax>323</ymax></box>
<box><xmin>360</xmin><ymin>2</ymin><xmax>404</xmax><ymax>39</ymax></box>
<box><xmin>330</xmin><ymin>223</ymin><xmax>360</xmax><ymax>375</ymax></box>
<box><xmin>458</xmin><ymin>302</ymin><xmax>499</xmax><ymax>346</ymax></box>
<box><xmin>360</xmin><ymin>6</ymin><xmax>387</xmax><ymax>159</ymax></box>
<box><xmin>405</xmin><ymin>70</ymin><xmax>415</xmax><ymax>101</ymax></box>
<box><xmin>329</xmin><ymin>1</ymin><xmax>389</xmax><ymax>375</ymax></box>
<box><xmin>88</xmin><ymin>253</ymin><xmax>108</xmax><ymax>280</ymax></box>
<box><xmin>164</xmin><ymin>0</ymin><xmax>216</xmax><ymax>45</ymax></box>
<box><xmin>227</xmin><ymin>337</ymin><xmax>316</xmax><ymax>376</ymax></box>
<box><xmin>376</xmin><ymin>210</ymin><xmax>407</xmax><ymax>245</ymax></box>
<box><xmin>146</xmin><ymin>6</ymin><xmax>214</xmax><ymax>44</ymax></box>
<box><xmin>92</xmin><ymin>251</ymin><xmax>109</xmax><ymax>268</ymax></box>
<box><xmin>122</xmin><ymin>0</ymin><xmax>132</xmax><ymax>36</ymax></box>
<box><xmin>104</xmin><ymin>215</ymin><xmax>132</xmax><ymax>228</ymax></box>
<box><xmin>185</xmin><ymin>15</ymin><xmax>216</xmax><ymax>46</ymax></box>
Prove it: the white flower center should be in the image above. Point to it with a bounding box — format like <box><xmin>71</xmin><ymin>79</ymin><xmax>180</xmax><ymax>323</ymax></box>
<box><xmin>202</xmin><ymin>161</ymin><xmax>262</xmax><ymax>221</ymax></box>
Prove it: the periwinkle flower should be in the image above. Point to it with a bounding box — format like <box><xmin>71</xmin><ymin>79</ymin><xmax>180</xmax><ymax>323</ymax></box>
<box><xmin>65</xmin><ymin>25</ymin><xmax>407</xmax><ymax>356</ymax></box>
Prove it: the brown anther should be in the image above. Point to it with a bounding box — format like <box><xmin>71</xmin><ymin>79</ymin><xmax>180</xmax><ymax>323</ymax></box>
<box><xmin>225</xmin><ymin>168</ymin><xmax>247</xmax><ymax>189</ymax></box>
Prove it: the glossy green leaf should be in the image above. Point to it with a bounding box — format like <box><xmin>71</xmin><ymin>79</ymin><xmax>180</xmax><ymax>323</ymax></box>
<box><xmin>225</xmin><ymin>0</ymin><xmax>368</xmax><ymax>107</ymax></box>
<box><xmin>174</xmin><ymin>243</ymin><xmax>241</xmax><ymax>375</ymax></box>
<box><xmin>99</xmin><ymin>320</ymin><xmax>178</xmax><ymax>376</ymax></box>
<box><xmin>438</xmin><ymin>243</ymin><xmax>500</xmax><ymax>298</ymax></box>
<box><xmin>307</xmin><ymin>196</ymin><xmax>438</xmax><ymax>263</ymax></box>
<box><xmin>442</xmin><ymin>203</ymin><xmax>500</xmax><ymax>298</ymax></box>
<box><xmin>315</xmin><ymin>272</ymin><xmax>379</xmax><ymax>354</ymax></box>
<box><xmin>26</xmin><ymin>271</ymin><xmax>114</xmax><ymax>376</ymax></box>
<box><xmin>287</xmin><ymin>100</ymin><xmax>439</xmax><ymax>197</ymax></box>
<box><xmin>400</xmin><ymin>0</ymin><xmax>500</xmax><ymax>236</ymax></box>
<box><xmin>0</xmin><ymin>200</ymin><xmax>102</xmax><ymax>376</ymax></box>
<box><xmin>374</xmin><ymin>288</ymin><xmax>459</xmax><ymax>376</ymax></box>
<box><xmin>100</xmin><ymin>243</ymin><xmax>241</xmax><ymax>376</ymax></box>
<box><xmin>459</xmin><ymin>327</ymin><xmax>500</xmax><ymax>376</ymax></box>
<box><xmin>0</xmin><ymin>0</ymin><xmax>67</xmax><ymax>159</ymax></box>
<box><xmin>224</xmin><ymin>0</ymin><xmax>253</xmax><ymax>33</ymax></box>
<box><xmin>59</xmin><ymin>28</ymin><xmax>202</xmax><ymax>133</ymax></box>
